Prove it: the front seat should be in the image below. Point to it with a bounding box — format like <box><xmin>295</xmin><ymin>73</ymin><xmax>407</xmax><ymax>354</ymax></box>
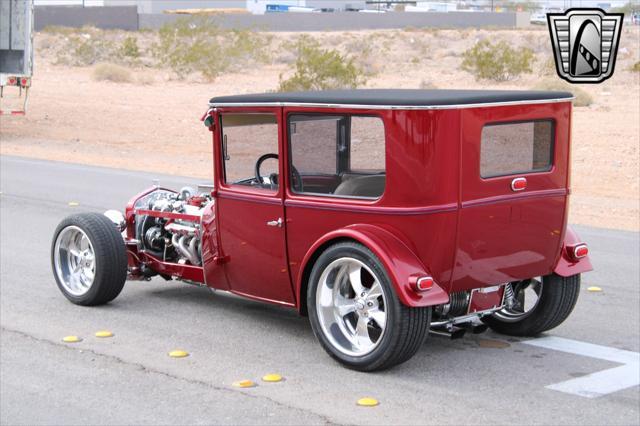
<box><xmin>333</xmin><ymin>175</ymin><xmax>385</xmax><ymax>198</ymax></box>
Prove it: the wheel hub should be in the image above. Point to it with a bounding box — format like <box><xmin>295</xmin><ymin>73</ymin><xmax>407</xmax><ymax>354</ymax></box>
<box><xmin>54</xmin><ymin>226</ymin><xmax>96</xmax><ymax>297</ymax></box>
<box><xmin>316</xmin><ymin>257</ymin><xmax>388</xmax><ymax>357</ymax></box>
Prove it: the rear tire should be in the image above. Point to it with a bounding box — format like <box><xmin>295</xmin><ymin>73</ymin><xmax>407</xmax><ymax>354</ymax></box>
<box><xmin>482</xmin><ymin>273</ymin><xmax>580</xmax><ymax>336</ymax></box>
<box><xmin>307</xmin><ymin>242</ymin><xmax>431</xmax><ymax>371</ymax></box>
<box><xmin>51</xmin><ymin>213</ymin><xmax>127</xmax><ymax>306</ymax></box>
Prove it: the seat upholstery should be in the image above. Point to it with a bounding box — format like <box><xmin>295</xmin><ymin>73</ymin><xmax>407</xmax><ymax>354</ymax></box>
<box><xmin>333</xmin><ymin>175</ymin><xmax>385</xmax><ymax>198</ymax></box>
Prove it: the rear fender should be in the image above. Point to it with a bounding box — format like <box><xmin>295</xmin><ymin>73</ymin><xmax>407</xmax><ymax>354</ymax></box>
<box><xmin>297</xmin><ymin>224</ymin><xmax>449</xmax><ymax>312</ymax></box>
<box><xmin>553</xmin><ymin>226</ymin><xmax>593</xmax><ymax>277</ymax></box>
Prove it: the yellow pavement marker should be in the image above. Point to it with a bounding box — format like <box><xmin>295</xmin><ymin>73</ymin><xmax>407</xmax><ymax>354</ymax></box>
<box><xmin>68</xmin><ymin>201</ymin><xmax>79</xmax><ymax>207</ymax></box>
<box><xmin>62</xmin><ymin>335</ymin><xmax>82</xmax><ymax>343</ymax></box>
<box><xmin>168</xmin><ymin>350</ymin><xmax>189</xmax><ymax>358</ymax></box>
<box><xmin>95</xmin><ymin>330</ymin><xmax>114</xmax><ymax>338</ymax></box>
<box><xmin>262</xmin><ymin>373</ymin><xmax>283</xmax><ymax>383</ymax></box>
<box><xmin>587</xmin><ymin>286</ymin><xmax>602</xmax><ymax>292</ymax></box>
<box><xmin>232</xmin><ymin>379</ymin><xmax>256</xmax><ymax>388</ymax></box>
<box><xmin>357</xmin><ymin>397</ymin><xmax>379</xmax><ymax>407</ymax></box>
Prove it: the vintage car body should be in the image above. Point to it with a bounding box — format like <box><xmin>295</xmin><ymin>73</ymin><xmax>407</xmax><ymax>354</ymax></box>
<box><xmin>51</xmin><ymin>90</ymin><xmax>592</xmax><ymax>371</ymax></box>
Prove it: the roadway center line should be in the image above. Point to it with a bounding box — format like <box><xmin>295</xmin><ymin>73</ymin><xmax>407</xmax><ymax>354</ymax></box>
<box><xmin>523</xmin><ymin>336</ymin><xmax>640</xmax><ymax>399</ymax></box>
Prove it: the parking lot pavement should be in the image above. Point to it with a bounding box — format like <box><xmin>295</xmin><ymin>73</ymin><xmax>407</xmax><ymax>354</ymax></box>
<box><xmin>1</xmin><ymin>156</ymin><xmax>639</xmax><ymax>425</ymax></box>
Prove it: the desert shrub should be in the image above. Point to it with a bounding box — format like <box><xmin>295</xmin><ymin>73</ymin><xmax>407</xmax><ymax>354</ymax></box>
<box><xmin>532</xmin><ymin>79</ymin><xmax>593</xmax><ymax>107</ymax></box>
<box><xmin>461</xmin><ymin>40</ymin><xmax>534</xmax><ymax>81</ymax></box>
<box><xmin>278</xmin><ymin>36</ymin><xmax>365</xmax><ymax>92</ymax></box>
<box><xmin>92</xmin><ymin>63</ymin><xmax>132</xmax><ymax>83</ymax></box>
<box><xmin>539</xmin><ymin>55</ymin><xmax>557</xmax><ymax>76</ymax></box>
<box><xmin>136</xmin><ymin>73</ymin><xmax>155</xmax><ymax>85</ymax></box>
<box><xmin>119</xmin><ymin>36</ymin><xmax>140</xmax><ymax>59</ymax></box>
<box><xmin>151</xmin><ymin>18</ymin><xmax>268</xmax><ymax>81</ymax></box>
<box><xmin>631</xmin><ymin>61</ymin><xmax>640</xmax><ymax>72</ymax></box>
<box><xmin>41</xmin><ymin>25</ymin><xmax>82</xmax><ymax>35</ymax></box>
<box><xmin>55</xmin><ymin>33</ymin><xmax>116</xmax><ymax>66</ymax></box>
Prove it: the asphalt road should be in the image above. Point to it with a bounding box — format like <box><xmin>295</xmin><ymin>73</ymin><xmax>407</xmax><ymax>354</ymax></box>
<box><xmin>1</xmin><ymin>155</ymin><xmax>639</xmax><ymax>425</ymax></box>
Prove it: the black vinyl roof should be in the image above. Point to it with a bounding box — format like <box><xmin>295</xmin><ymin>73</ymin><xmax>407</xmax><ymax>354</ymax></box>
<box><xmin>209</xmin><ymin>89</ymin><xmax>573</xmax><ymax>108</ymax></box>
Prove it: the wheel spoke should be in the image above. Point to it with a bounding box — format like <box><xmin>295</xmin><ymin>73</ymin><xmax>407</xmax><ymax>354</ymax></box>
<box><xmin>366</xmin><ymin>282</ymin><xmax>383</xmax><ymax>300</ymax></box>
<box><xmin>83</xmin><ymin>267</ymin><xmax>94</xmax><ymax>281</ymax></box>
<box><xmin>354</xmin><ymin>316</ymin><xmax>373</xmax><ymax>348</ymax></box>
<box><xmin>348</xmin><ymin>264</ymin><xmax>364</xmax><ymax>295</ymax></box>
<box><xmin>80</xmin><ymin>235</ymin><xmax>90</xmax><ymax>251</ymax></box>
<box><xmin>369</xmin><ymin>309</ymin><xmax>386</xmax><ymax>330</ymax></box>
<box><xmin>335</xmin><ymin>296</ymin><xmax>356</xmax><ymax>317</ymax></box>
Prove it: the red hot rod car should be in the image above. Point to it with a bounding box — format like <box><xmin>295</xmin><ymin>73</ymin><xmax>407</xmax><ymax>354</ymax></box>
<box><xmin>51</xmin><ymin>90</ymin><xmax>592</xmax><ymax>371</ymax></box>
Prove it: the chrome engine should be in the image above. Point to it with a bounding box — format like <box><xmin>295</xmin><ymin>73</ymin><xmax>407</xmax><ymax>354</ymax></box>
<box><xmin>134</xmin><ymin>187</ymin><xmax>211</xmax><ymax>266</ymax></box>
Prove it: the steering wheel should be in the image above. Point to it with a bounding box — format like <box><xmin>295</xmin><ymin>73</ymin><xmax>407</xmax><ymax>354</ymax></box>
<box><xmin>255</xmin><ymin>153</ymin><xmax>303</xmax><ymax>192</ymax></box>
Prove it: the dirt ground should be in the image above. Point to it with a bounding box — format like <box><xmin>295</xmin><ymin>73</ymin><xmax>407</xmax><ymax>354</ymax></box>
<box><xmin>1</xmin><ymin>26</ymin><xmax>638</xmax><ymax>231</ymax></box>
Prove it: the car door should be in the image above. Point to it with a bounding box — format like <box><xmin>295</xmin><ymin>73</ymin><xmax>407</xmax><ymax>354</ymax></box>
<box><xmin>453</xmin><ymin>102</ymin><xmax>571</xmax><ymax>291</ymax></box>
<box><xmin>215</xmin><ymin>110</ymin><xmax>295</xmax><ymax>305</ymax></box>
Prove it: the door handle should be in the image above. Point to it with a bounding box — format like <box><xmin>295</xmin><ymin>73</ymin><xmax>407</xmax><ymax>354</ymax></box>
<box><xmin>267</xmin><ymin>218</ymin><xmax>283</xmax><ymax>228</ymax></box>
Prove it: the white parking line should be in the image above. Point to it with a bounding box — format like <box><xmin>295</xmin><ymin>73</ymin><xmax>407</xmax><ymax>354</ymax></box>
<box><xmin>523</xmin><ymin>336</ymin><xmax>640</xmax><ymax>399</ymax></box>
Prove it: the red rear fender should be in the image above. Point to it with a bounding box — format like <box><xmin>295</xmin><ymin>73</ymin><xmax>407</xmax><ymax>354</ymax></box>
<box><xmin>297</xmin><ymin>224</ymin><xmax>450</xmax><ymax>311</ymax></box>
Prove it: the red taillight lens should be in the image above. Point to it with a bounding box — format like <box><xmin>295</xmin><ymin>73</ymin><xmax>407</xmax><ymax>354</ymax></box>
<box><xmin>7</xmin><ymin>77</ymin><xmax>16</xmax><ymax>85</ymax></box>
<box><xmin>570</xmin><ymin>244</ymin><xmax>589</xmax><ymax>259</ymax></box>
<box><xmin>20</xmin><ymin>78</ymin><xmax>28</xmax><ymax>86</ymax></box>
<box><xmin>414</xmin><ymin>276</ymin><xmax>433</xmax><ymax>292</ymax></box>
<box><xmin>511</xmin><ymin>177</ymin><xmax>527</xmax><ymax>191</ymax></box>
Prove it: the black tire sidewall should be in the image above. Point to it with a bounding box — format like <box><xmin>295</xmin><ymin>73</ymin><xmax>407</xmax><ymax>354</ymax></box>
<box><xmin>483</xmin><ymin>273</ymin><xmax>580</xmax><ymax>336</ymax></box>
<box><xmin>307</xmin><ymin>242</ymin><xmax>404</xmax><ymax>371</ymax></box>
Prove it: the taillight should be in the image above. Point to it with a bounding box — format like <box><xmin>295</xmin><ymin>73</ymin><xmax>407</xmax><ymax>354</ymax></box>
<box><xmin>20</xmin><ymin>78</ymin><xmax>29</xmax><ymax>87</ymax></box>
<box><xmin>7</xmin><ymin>77</ymin><xmax>16</xmax><ymax>85</ymax></box>
<box><xmin>511</xmin><ymin>177</ymin><xmax>527</xmax><ymax>191</ymax></box>
<box><xmin>413</xmin><ymin>276</ymin><xmax>434</xmax><ymax>292</ymax></box>
<box><xmin>569</xmin><ymin>243</ymin><xmax>589</xmax><ymax>260</ymax></box>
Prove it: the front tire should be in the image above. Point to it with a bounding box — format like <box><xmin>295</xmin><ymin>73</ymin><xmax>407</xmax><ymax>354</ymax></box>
<box><xmin>51</xmin><ymin>213</ymin><xmax>127</xmax><ymax>306</ymax></box>
<box><xmin>307</xmin><ymin>242</ymin><xmax>431</xmax><ymax>371</ymax></box>
<box><xmin>482</xmin><ymin>273</ymin><xmax>580</xmax><ymax>336</ymax></box>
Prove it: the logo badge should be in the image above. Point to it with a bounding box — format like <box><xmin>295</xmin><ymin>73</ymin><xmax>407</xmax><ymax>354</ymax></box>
<box><xmin>547</xmin><ymin>8</ymin><xmax>623</xmax><ymax>83</ymax></box>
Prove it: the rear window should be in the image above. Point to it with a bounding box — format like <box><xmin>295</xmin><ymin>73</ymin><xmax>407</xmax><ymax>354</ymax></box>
<box><xmin>480</xmin><ymin>120</ymin><xmax>554</xmax><ymax>178</ymax></box>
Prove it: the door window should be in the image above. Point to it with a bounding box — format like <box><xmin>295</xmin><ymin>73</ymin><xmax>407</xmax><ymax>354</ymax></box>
<box><xmin>480</xmin><ymin>120</ymin><xmax>554</xmax><ymax>178</ymax></box>
<box><xmin>220</xmin><ymin>113</ymin><xmax>279</xmax><ymax>191</ymax></box>
<box><xmin>288</xmin><ymin>114</ymin><xmax>386</xmax><ymax>199</ymax></box>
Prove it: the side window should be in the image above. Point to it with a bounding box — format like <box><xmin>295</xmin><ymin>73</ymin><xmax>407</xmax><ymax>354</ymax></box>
<box><xmin>349</xmin><ymin>116</ymin><xmax>386</xmax><ymax>172</ymax></box>
<box><xmin>288</xmin><ymin>114</ymin><xmax>386</xmax><ymax>199</ymax></box>
<box><xmin>480</xmin><ymin>120</ymin><xmax>554</xmax><ymax>178</ymax></box>
<box><xmin>289</xmin><ymin>115</ymin><xmax>340</xmax><ymax>176</ymax></box>
<box><xmin>220</xmin><ymin>113</ymin><xmax>279</xmax><ymax>191</ymax></box>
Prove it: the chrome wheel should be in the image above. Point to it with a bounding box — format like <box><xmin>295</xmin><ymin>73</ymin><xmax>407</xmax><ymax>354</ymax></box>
<box><xmin>493</xmin><ymin>278</ymin><xmax>543</xmax><ymax>322</ymax></box>
<box><xmin>53</xmin><ymin>226</ymin><xmax>96</xmax><ymax>297</ymax></box>
<box><xmin>316</xmin><ymin>257</ymin><xmax>388</xmax><ymax>357</ymax></box>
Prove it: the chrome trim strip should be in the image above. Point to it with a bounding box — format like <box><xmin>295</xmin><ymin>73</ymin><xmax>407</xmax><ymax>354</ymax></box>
<box><xmin>285</xmin><ymin>199</ymin><xmax>457</xmax><ymax>215</ymax></box>
<box><xmin>461</xmin><ymin>188</ymin><xmax>567</xmax><ymax>208</ymax></box>
<box><xmin>209</xmin><ymin>98</ymin><xmax>574</xmax><ymax>110</ymax></box>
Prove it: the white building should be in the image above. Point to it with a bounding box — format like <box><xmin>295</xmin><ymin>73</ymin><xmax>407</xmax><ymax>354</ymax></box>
<box><xmin>247</xmin><ymin>0</ymin><xmax>366</xmax><ymax>13</ymax></box>
<box><xmin>95</xmin><ymin>0</ymin><xmax>367</xmax><ymax>14</ymax></box>
<box><xmin>407</xmin><ymin>2</ymin><xmax>458</xmax><ymax>12</ymax></box>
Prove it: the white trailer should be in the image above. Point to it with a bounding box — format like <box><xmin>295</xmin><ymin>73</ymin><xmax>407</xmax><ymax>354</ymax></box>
<box><xmin>0</xmin><ymin>0</ymin><xmax>34</xmax><ymax>115</ymax></box>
